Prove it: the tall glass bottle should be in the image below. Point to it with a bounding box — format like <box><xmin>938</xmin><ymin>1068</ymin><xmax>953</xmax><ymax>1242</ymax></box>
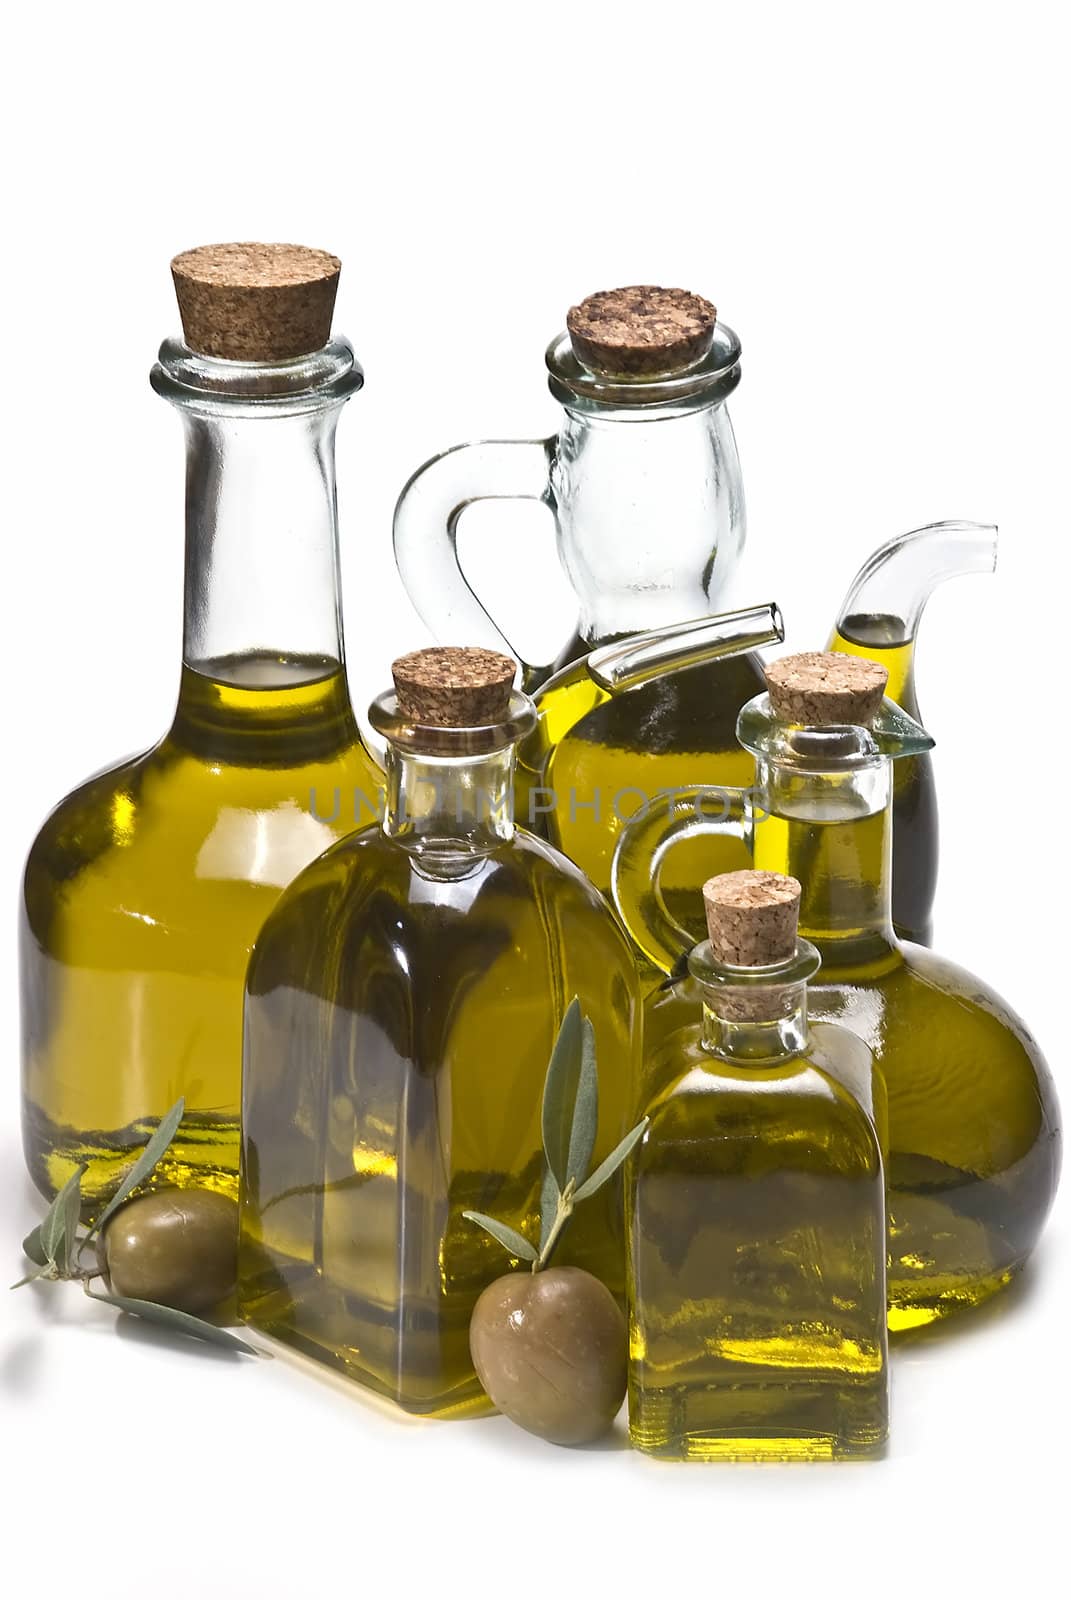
<box><xmin>614</xmin><ymin>654</ymin><xmax>1061</xmax><ymax>1329</ymax></box>
<box><xmin>629</xmin><ymin>870</ymin><xmax>888</xmax><ymax>1461</ymax></box>
<box><xmin>828</xmin><ymin>519</ymin><xmax>998</xmax><ymax>946</ymax></box>
<box><xmin>393</xmin><ymin>285</ymin><xmax>763</xmax><ymax>898</ymax></box>
<box><xmin>238</xmin><ymin>647</ymin><xmax>641</xmax><ymax>1418</ymax></box>
<box><xmin>21</xmin><ymin>243</ymin><xmax>380</xmax><ymax>1208</ymax></box>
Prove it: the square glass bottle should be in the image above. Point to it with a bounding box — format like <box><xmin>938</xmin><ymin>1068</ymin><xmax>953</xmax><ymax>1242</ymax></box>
<box><xmin>238</xmin><ymin>647</ymin><xmax>642</xmax><ymax>1416</ymax></box>
<box><xmin>627</xmin><ymin>870</ymin><xmax>889</xmax><ymax>1461</ymax></box>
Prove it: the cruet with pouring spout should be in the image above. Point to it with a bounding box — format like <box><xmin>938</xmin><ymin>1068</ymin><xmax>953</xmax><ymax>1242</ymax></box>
<box><xmin>828</xmin><ymin>519</ymin><xmax>998</xmax><ymax>946</ymax></box>
<box><xmin>393</xmin><ymin>286</ymin><xmax>763</xmax><ymax>900</ymax></box>
<box><xmin>611</xmin><ymin>652</ymin><xmax>1060</xmax><ymax>1331</ymax></box>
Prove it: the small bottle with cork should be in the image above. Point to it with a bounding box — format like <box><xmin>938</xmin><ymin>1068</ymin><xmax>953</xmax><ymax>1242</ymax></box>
<box><xmin>626</xmin><ymin>868</ymin><xmax>889</xmax><ymax>1462</ymax></box>
<box><xmin>20</xmin><ymin>243</ymin><xmax>380</xmax><ymax>1211</ymax></box>
<box><xmin>238</xmin><ymin>645</ymin><xmax>642</xmax><ymax>1417</ymax></box>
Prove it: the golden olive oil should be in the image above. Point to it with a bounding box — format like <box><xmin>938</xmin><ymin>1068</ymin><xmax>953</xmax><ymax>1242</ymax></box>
<box><xmin>629</xmin><ymin>1027</ymin><xmax>888</xmax><ymax>1460</ymax></box>
<box><xmin>755</xmin><ymin>785</ymin><xmax>1060</xmax><ymax>1330</ymax></box>
<box><xmin>520</xmin><ymin>646</ymin><xmax>765</xmax><ymax>912</ymax></box>
<box><xmin>830</xmin><ymin>614</ymin><xmax>936</xmax><ymax>946</ymax></box>
<box><xmin>238</xmin><ymin>740</ymin><xmax>641</xmax><ymax>1421</ymax></box>
<box><xmin>21</xmin><ymin>653</ymin><xmax>381</xmax><ymax>1209</ymax></box>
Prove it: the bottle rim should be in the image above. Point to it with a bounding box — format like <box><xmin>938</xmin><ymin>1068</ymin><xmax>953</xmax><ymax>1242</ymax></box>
<box><xmin>369</xmin><ymin>689</ymin><xmax>537</xmax><ymax>757</ymax></box>
<box><xmin>545</xmin><ymin>320</ymin><xmax>742</xmax><ymax>413</ymax></box>
<box><xmin>150</xmin><ymin>336</ymin><xmax>363</xmax><ymax>417</ymax></box>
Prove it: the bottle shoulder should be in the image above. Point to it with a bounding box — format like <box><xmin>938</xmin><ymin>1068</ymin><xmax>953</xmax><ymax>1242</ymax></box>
<box><xmin>22</xmin><ymin>734</ymin><xmax>370</xmax><ymax>932</ymax></box>
<box><xmin>637</xmin><ymin>1036</ymin><xmax>881</xmax><ymax>1177</ymax></box>
<box><xmin>282</xmin><ymin>823</ymin><xmax>632</xmax><ymax>926</ymax></box>
<box><xmin>811</xmin><ymin>941</ymin><xmax>1050</xmax><ymax>1069</ymax></box>
<box><xmin>249</xmin><ymin>826</ymin><xmax>640</xmax><ymax>993</ymax></box>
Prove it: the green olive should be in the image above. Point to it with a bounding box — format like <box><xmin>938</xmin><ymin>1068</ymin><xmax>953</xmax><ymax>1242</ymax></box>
<box><xmin>101</xmin><ymin>1189</ymin><xmax>238</xmax><ymax>1314</ymax></box>
<box><xmin>469</xmin><ymin>1266</ymin><xmax>626</xmax><ymax>1445</ymax></box>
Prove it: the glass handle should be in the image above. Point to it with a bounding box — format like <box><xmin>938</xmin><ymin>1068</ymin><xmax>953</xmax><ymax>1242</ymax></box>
<box><xmin>393</xmin><ymin>438</ymin><xmax>556</xmax><ymax>681</ymax></box>
<box><xmin>611</xmin><ymin>785</ymin><xmax>752</xmax><ymax>976</ymax></box>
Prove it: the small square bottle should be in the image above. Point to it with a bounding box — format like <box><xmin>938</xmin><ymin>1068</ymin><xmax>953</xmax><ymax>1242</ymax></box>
<box><xmin>627</xmin><ymin>870</ymin><xmax>888</xmax><ymax>1461</ymax></box>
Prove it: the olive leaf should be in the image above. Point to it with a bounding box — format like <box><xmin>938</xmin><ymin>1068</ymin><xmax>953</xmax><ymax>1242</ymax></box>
<box><xmin>84</xmin><ymin>1284</ymin><xmax>262</xmax><ymax>1356</ymax></box>
<box><xmin>59</xmin><ymin>1167</ymin><xmax>86</xmax><ymax>1274</ymax></box>
<box><xmin>540</xmin><ymin>998</ymin><xmax>584</xmax><ymax>1192</ymax></box>
<box><xmin>466</xmin><ymin>1001</ymin><xmax>648</xmax><ymax>1274</ymax></box>
<box><xmin>567</xmin><ymin>1018</ymin><xmax>599</xmax><ymax>1188</ymax></box>
<box><xmin>37</xmin><ymin>1165</ymin><xmax>85</xmax><ymax>1272</ymax></box>
<box><xmin>22</xmin><ymin>1225</ymin><xmax>48</xmax><ymax>1268</ymax></box>
<box><xmin>85</xmin><ymin>1097</ymin><xmax>185</xmax><ymax>1242</ymax></box>
<box><xmin>10</xmin><ymin>1265</ymin><xmax>55</xmax><ymax>1290</ymax></box>
<box><xmin>572</xmin><ymin>1120</ymin><xmax>648</xmax><ymax>1203</ymax></box>
<box><xmin>462</xmin><ymin>1211</ymin><xmax>538</xmax><ymax>1263</ymax></box>
<box><xmin>538</xmin><ymin>1166</ymin><xmax>559</xmax><ymax>1254</ymax></box>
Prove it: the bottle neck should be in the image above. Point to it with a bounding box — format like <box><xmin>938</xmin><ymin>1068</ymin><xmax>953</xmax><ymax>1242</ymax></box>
<box><xmin>752</xmin><ymin>758</ymin><xmax>898</xmax><ymax>962</ymax></box>
<box><xmin>700</xmin><ymin>983</ymin><xmax>810</xmax><ymax>1063</ymax></box>
<box><xmin>179</xmin><ymin>406</ymin><xmax>346</xmax><ymax>681</ymax></box>
<box><xmin>555</xmin><ymin>402</ymin><xmax>745</xmax><ymax>644</ymax></box>
<box><xmin>383</xmin><ymin>744</ymin><xmax>517</xmax><ymax>858</ymax></box>
<box><xmin>151</xmin><ymin>337</ymin><xmax>361</xmax><ymax>692</ymax></box>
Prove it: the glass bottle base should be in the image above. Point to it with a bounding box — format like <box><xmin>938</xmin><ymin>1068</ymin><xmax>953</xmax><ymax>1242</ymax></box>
<box><xmin>22</xmin><ymin>1100</ymin><xmax>240</xmax><ymax>1213</ymax></box>
<box><xmin>238</xmin><ymin>1257</ymin><xmax>494</xmax><ymax>1419</ymax></box>
<box><xmin>888</xmin><ymin>1263</ymin><xmax>1020</xmax><ymax>1333</ymax></box>
<box><xmin>629</xmin><ymin>1376</ymin><xmax>888</xmax><ymax>1462</ymax></box>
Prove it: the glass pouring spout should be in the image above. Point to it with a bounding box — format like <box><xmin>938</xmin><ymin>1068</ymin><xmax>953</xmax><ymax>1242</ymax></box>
<box><xmin>586</xmin><ymin>603</ymin><xmax>784</xmax><ymax>695</ymax></box>
<box><xmin>529</xmin><ymin>601</ymin><xmax>784</xmax><ymax>746</ymax></box>
<box><xmin>831</xmin><ymin>520</ymin><xmax>997</xmax><ymax>668</ymax></box>
<box><xmin>828</xmin><ymin>520</ymin><xmax>997</xmax><ymax>947</ymax></box>
<box><xmin>515</xmin><ymin>602</ymin><xmax>783</xmax><ymax>862</ymax></box>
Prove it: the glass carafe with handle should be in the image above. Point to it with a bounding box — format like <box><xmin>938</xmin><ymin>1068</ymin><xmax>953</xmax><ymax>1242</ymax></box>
<box><xmin>828</xmin><ymin>519</ymin><xmax>998</xmax><ymax>946</ymax></box>
<box><xmin>393</xmin><ymin>285</ymin><xmax>761</xmax><ymax>896</ymax></box>
<box><xmin>612</xmin><ymin>652</ymin><xmax>1061</xmax><ymax>1330</ymax></box>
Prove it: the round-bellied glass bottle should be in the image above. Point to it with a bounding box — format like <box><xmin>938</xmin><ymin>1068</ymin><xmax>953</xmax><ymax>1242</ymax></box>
<box><xmin>614</xmin><ymin>653</ymin><xmax>1061</xmax><ymax>1330</ymax></box>
<box><xmin>238</xmin><ymin>646</ymin><xmax>642</xmax><ymax>1417</ymax></box>
<box><xmin>20</xmin><ymin>244</ymin><xmax>381</xmax><ymax>1208</ymax></box>
<box><xmin>628</xmin><ymin>870</ymin><xmax>888</xmax><ymax>1461</ymax></box>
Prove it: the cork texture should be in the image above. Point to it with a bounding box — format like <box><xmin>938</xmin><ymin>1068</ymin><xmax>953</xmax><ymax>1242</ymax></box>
<box><xmin>703</xmin><ymin>869</ymin><xmax>802</xmax><ymax>1022</ymax></box>
<box><xmin>392</xmin><ymin>646</ymin><xmax>517</xmax><ymax>727</ymax></box>
<box><xmin>171</xmin><ymin>242</ymin><xmax>341</xmax><ymax>361</ymax></box>
<box><xmin>704</xmin><ymin>870</ymin><xmax>801</xmax><ymax>966</ymax></box>
<box><xmin>765</xmin><ymin>651</ymin><xmax>888</xmax><ymax>727</ymax></box>
<box><xmin>567</xmin><ymin>285</ymin><xmax>717</xmax><ymax>377</ymax></box>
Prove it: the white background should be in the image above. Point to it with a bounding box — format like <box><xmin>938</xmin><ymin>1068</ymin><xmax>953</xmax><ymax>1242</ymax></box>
<box><xmin>2</xmin><ymin>3</ymin><xmax>1068</xmax><ymax>1594</ymax></box>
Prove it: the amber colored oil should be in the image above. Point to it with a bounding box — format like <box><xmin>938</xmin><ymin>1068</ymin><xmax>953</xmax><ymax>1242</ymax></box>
<box><xmin>830</xmin><ymin>614</ymin><xmax>937</xmax><ymax>946</ymax></box>
<box><xmin>21</xmin><ymin>654</ymin><xmax>381</xmax><ymax>1209</ymax></box>
<box><xmin>519</xmin><ymin>643</ymin><xmax>765</xmax><ymax>923</ymax></box>
<box><xmin>754</xmin><ymin>799</ymin><xmax>1061</xmax><ymax>1331</ymax></box>
<box><xmin>628</xmin><ymin>1024</ymin><xmax>888</xmax><ymax>1460</ymax></box>
<box><xmin>237</xmin><ymin>827</ymin><xmax>640</xmax><ymax>1418</ymax></box>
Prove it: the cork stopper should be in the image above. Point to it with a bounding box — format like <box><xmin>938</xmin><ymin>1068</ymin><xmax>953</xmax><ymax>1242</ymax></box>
<box><xmin>765</xmin><ymin>652</ymin><xmax>888</xmax><ymax>727</ymax></box>
<box><xmin>566</xmin><ymin>285</ymin><xmax>717</xmax><ymax>378</ymax></box>
<box><xmin>704</xmin><ymin>870</ymin><xmax>801</xmax><ymax>967</ymax></box>
<box><xmin>171</xmin><ymin>243</ymin><xmax>341</xmax><ymax>361</ymax></box>
<box><xmin>391</xmin><ymin>646</ymin><xmax>516</xmax><ymax>727</ymax></box>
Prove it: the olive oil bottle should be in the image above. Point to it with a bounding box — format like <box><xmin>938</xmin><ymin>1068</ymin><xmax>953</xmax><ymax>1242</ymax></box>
<box><xmin>238</xmin><ymin>647</ymin><xmax>641</xmax><ymax>1418</ymax></box>
<box><xmin>615</xmin><ymin>653</ymin><xmax>1061</xmax><ymax>1329</ymax></box>
<box><xmin>628</xmin><ymin>870</ymin><xmax>888</xmax><ymax>1461</ymax></box>
<box><xmin>394</xmin><ymin>285</ymin><xmax>765</xmax><ymax>898</ymax></box>
<box><xmin>828</xmin><ymin>519</ymin><xmax>998</xmax><ymax>946</ymax></box>
<box><xmin>21</xmin><ymin>244</ymin><xmax>381</xmax><ymax>1209</ymax></box>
